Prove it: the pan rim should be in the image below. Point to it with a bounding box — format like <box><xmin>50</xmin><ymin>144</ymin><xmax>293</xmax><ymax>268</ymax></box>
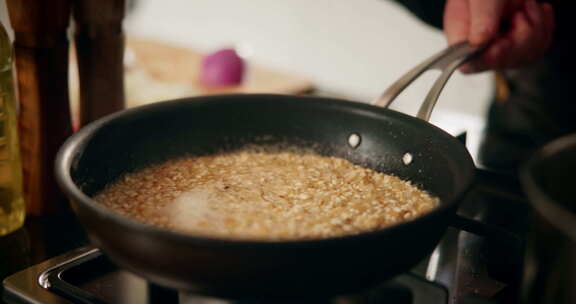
<box><xmin>520</xmin><ymin>132</ymin><xmax>576</xmax><ymax>240</ymax></box>
<box><xmin>55</xmin><ymin>93</ymin><xmax>476</xmax><ymax>247</ymax></box>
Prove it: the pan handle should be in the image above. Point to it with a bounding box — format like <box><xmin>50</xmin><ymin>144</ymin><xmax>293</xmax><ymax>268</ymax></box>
<box><xmin>449</xmin><ymin>213</ymin><xmax>520</xmax><ymax>243</ymax></box>
<box><xmin>372</xmin><ymin>42</ymin><xmax>483</xmax><ymax>121</ymax></box>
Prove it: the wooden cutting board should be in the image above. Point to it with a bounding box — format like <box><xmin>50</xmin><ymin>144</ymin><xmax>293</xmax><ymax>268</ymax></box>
<box><xmin>69</xmin><ymin>39</ymin><xmax>315</xmax><ymax>122</ymax></box>
<box><xmin>127</xmin><ymin>39</ymin><xmax>315</xmax><ymax>97</ymax></box>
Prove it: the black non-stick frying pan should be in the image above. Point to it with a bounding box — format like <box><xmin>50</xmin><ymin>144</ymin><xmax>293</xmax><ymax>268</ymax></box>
<box><xmin>56</xmin><ymin>43</ymin><xmax>492</xmax><ymax>299</ymax></box>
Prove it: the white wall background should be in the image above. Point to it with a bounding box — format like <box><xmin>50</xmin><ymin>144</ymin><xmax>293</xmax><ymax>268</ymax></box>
<box><xmin>124</xmin><ymin>0</ymin><xmax>492</xmax><ymax>122</ymax></box>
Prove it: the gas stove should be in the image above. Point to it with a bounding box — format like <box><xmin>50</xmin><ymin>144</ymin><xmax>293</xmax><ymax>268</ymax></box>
<box><xmin>2</xmin><ymin>130</ymin><xmax>531</xmax><ymax>304</ymax></box>
<box><xmin>3</xmin><ymin>246</ymin><xmax>448</xmax><ymax>304</ymax></box>
<box><xmin>2</xmin><ymin>169</ymin><xmax>528</xmax><ymax>304</ymax></box>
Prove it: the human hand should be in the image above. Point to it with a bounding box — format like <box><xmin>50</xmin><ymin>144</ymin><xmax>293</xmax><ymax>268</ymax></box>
<box><xmin>444</xmin><ymin>0</ymin><xmax>555</xmax><ymax>73</ymax></box>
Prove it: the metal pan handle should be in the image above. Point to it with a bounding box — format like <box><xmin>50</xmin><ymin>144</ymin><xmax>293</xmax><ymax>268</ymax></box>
<box><xmin>449</xmin><ymin>213</ymin><xmax>520</xmax><ymax>243</ymax></box>
<box><xmin>372</xmin><ymin>42</ymin><xmax>482</xmax><ymax>121</ymax></box>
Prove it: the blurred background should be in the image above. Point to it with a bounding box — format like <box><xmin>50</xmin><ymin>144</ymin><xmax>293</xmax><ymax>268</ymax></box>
<box><xmin>0</xmin><ymin>0</ymin><xmax>491</xmax><ymax>139</ymax></box>
<box><xmin>125</xmin><ymin>0</ymin><xmax>490</xmax><ymax>111</ymax></box>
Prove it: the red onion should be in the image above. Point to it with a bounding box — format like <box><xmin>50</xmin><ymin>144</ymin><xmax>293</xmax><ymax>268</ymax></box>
<box><xmin>199</xmin><ymin>48</ymin><xmax>245</xmax><ymax>87</ymax></box>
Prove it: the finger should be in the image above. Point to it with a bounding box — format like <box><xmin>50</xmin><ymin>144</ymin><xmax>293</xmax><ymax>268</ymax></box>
<box><xmin>508</xmin><ymin>0</ymin><xmax>526</xmax><ymax>14</ymax></box>
<box><xmin>460</xmin><ymin>37</ymin><xmax>511</xmax><ymax>73</ymax></box>
<box><xmin>502</xmin><ymin>10</ymin><xmax>537</xmax><ymax>67</ymax></box>
<box><xmin>540</xmin><ymin>3</ymin><xmax>556</xmax><ymax>49</ymax></box>
<box><xmin>524</xmin><ymin>0</ymin><xmax>542</xmax><ymax>26</ymax></box>
<box><xmin>461</xmin><ymin>0</ymin><xmax>522</xmax><ymax>73</ymax></box>
<box><xmin>444</xmin><ymin>0</ymin><xmax>470</xmax><ymax>45</ymax></box>
<box><xmin>509</xmin><ymin>3</ymin><xmax>553</xmax><ymax>62</ymax></box>
<box><xmin>466</xmin><ymin>9</ymin><xmax>534</xmax><ymax>72</ymax></box>
<box><xmin>480</xmin><ymin>37</ymin><xmax>513</xmax><ymax>70</ymax></box>
<box><xmin>541</xmin><ymin>3</ymin><xmax>555</xmax><ymax>34</ymax></box>
<box><xmin>468</xmin><ymin>0</ymin><xmax>507</xmax><ymax>45</ymax></box>
<box><xmin>523</xmin><ymin>0</ymin><xmax>548</xmax><ymax>55</ymax></box>
<box><xmin>462</xmin><ymin>3</ymin><xmax>555</xmax><ymax>72</ymax></box>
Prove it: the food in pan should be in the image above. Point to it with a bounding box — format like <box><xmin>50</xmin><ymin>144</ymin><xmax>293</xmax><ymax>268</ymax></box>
<box><xmin>95</xmin><ymin>149</ymin><xmax>439</xmax><ymax>240</ymax></box>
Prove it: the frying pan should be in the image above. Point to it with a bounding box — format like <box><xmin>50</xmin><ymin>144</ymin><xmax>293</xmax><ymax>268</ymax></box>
<box><xmin>56</xmin><ymin>43</ymin><xmax>493</xmax><ymax>299</ymax></box>
<box><xmin>520</xmin><ymin>133</ymin><xmax>576</xmax><ymax>304</ymax></box>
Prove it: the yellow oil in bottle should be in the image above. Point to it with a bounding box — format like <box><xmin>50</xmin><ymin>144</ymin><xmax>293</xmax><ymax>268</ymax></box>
<box><xmin>0</xmin><ymin>23</ymin><xmax>24</xmax><ymax>236</ymax></box>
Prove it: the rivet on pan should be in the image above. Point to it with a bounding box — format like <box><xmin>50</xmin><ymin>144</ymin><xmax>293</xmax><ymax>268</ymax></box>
<box><xmin>348</xmin><ymin>133</ymin><xmax>361</xmax><ymax>149</ymax></box>
<box><xmin>402</xmin><ymin>152</ymin><xmax>413</xmax><ymax>165</ymax></box>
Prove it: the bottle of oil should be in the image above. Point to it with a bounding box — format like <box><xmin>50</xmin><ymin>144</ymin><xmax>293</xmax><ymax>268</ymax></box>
<box><xmin>0</xmin><ymin>22</ymin><xmax>24</xmax><ymax>236</ymax></box>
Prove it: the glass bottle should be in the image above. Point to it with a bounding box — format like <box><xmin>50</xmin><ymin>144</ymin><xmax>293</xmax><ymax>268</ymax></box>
<box><xmin>0</xmin><ymin>22</ymin><xmax>24</xmax><ymax>236</ymax></box>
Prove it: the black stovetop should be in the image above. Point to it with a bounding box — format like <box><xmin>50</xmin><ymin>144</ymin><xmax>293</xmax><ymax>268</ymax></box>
<box><xmin>5</xmin><ymin>246</ymin><xmax>450</xmax><ymax>304</ymax></box>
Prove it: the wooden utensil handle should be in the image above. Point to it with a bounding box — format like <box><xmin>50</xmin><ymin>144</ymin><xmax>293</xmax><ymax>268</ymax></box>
<box><xmin>7</xmin><ymin>0</ymin><xmax>73</xmax><ymax>216</ymax></box>
<box><xmin>75</xmin><ymin>33</ymin><xmax>125</xmax><ymax>125</ymax></box>
<box><xmin>15</xmin><ymin>46</ymin><xmax>72</xmax><ymax>216</ymax></box>
<box><xmin>6</xmin><ymin>0</ymin><xmax>71</xmax><ymax>48</ymax></box>
<box><xmin>73</xmin><ymin>0</ymin><xmax>126</xmax><ymax>126</ymax></box>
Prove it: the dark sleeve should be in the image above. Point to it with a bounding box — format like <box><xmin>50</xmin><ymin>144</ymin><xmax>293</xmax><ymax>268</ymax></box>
<box><xmin>392</xmin><ymin>0</ymin><xmax>446</xmax><ymax>29</ymax></box>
